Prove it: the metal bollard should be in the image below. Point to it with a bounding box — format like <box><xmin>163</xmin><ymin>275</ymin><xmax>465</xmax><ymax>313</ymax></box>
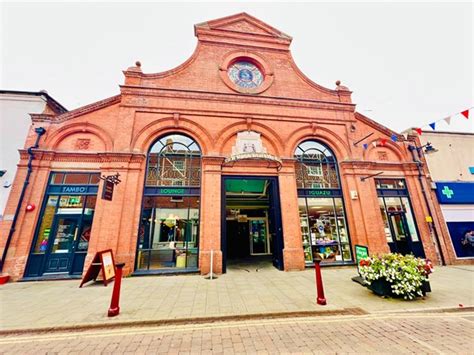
<box><xmin>314</xmin><ymin>257</ymin><xmax>327</xmax><ymax>305</ymax></box>
<box><xmin>108</xmin><ymin>263</ymin><xmax>125</xmax><ymax>317</ymax></box>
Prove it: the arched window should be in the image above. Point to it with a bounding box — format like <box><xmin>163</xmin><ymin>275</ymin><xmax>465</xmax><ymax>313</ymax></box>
<box><xmin>295</xmin><ymin>141</ymin><xmax>339</xmax><ymax>189</ymax></box>
<box><xmin>137</xmin><ymin>134</ymin><xmax>201</xmax><ymax>272</ymax></box>
<box><xmin>146</xmin><ymin>134</ymin><xmax>201</xmax><ymax>187</ymax></box>
<box><xmin>294</xmin><ymin>140</ymin><xmax>352</xmax><ymax>265</ymax></box>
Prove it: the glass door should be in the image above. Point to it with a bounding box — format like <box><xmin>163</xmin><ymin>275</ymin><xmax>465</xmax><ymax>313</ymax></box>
<box><xmin>44</xmin><ymin>215</ymin><xmax>81</xmax><ymax>273</ymax></box>
<box><xmin>249</xmin><ymin>219</ymin><xmax>269</xmax><ymax>255</ymax></box>
<box><xmin>387</xmin><ymin>212</ymin><xmax>410</xmax><ymax>255</ymax></box>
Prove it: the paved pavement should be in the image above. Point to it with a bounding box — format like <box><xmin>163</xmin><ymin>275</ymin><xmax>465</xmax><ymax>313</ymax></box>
<box><xmin>1</xmin><ymin>312</ymin><xmax>473</xmax><ymax>354</ymax></box>
<box><xmin>0</xmin><ymin>264</ymin><xmax>473</xmax><ymax>332</ymax></box>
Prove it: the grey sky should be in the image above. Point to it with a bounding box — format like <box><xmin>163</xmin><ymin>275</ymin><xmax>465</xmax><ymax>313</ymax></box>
<box><xmin>1</xmin><ymin>1</ymin><xmax>472</xmax><ymax>133</ymax></box>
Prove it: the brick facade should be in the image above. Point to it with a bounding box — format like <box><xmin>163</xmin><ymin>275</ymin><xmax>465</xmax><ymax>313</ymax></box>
<box><xmin>0</xmin><ymin>13</ymin><xmax>458</xmax><ymax>281</ymax></box>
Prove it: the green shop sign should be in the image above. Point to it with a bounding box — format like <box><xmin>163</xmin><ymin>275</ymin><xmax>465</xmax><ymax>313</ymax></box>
<box><xmin>355</xmin><ymin>244</ymin><xmax>369</xmax><ymax>274</ymax></box>
<box><xmin>158</xmin><ymin>188</ymin><xmax>185</xmax><ymax>195</ymax></box>
<box><xmin>308</xmin><ymin>190</ymin><xmax>331</xmax><ymax>196</ymax></box>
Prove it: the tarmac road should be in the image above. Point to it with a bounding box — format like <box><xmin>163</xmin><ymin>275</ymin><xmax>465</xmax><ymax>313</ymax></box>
<box><xmin>1</xmin><ymin>311</ymin><xmax>473</xmax><ymax>354</ymax></box>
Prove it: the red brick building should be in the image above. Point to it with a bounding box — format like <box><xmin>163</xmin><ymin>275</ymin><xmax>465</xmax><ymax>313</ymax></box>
<box><xmin>0</xmin><ymin>13</ymin><xmax>457</xmax><ymax>281</ymax></box>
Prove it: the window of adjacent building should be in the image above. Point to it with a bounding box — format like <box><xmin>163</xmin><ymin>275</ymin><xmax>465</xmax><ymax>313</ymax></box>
<box><xmin>295</xmin><ymin>140</ymin><xmax>352</xmax><ymax>265</ymax></box>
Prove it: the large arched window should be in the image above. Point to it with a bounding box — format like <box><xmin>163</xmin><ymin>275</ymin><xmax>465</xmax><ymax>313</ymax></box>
<box><xmin>294</xmin><ymin>140</ymin><xmax>352</xmax><ymax>265</ymax></box>
<box><xmin>295</xmin><ymin>141</ymin><xmax>339</xmax><ymax>189</ymax></box>
<box><xmin>137</xmin><ymin>134</ymin><xmax>201</xmax><ymax>273</ymax></box>
<box><xmin>146</xmin><ymin>134</ymin><xmax>201</xmax><ymax>187</ymax></box>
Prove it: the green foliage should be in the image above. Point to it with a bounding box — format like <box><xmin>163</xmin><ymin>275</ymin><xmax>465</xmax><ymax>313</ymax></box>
<box><xmin>359</xmin><ymin>253</ymin><xmax>433</xmax><ymax>300</ymax></box>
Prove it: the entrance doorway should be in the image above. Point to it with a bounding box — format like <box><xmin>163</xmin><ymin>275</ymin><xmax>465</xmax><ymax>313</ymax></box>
<box><xmin>222</xmin><ymin>176</ymin><xmax>283</xmax><ymax>272</ymax></box>
<box><xmin>387</xmin><ymin>212</ymin><xmax>410</xmax><ymax>256</ymax></box>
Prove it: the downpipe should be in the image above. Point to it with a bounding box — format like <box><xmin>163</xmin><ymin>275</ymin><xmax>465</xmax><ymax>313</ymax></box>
<box><xmin>0</xmin><ymin>127</ymin><xmax>46</xmax><ymax>272</ymax></box>
<box><xmin>408</xmin><ymin>146</ymin><xmax>446</xmax><ymax>266</ymax></box>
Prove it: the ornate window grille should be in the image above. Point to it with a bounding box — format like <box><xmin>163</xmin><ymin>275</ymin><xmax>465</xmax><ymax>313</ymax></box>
<box><xmin>294</xmin><ymin>141</ymin><xmax>340</xmax><ymax>189</ymax></box>
<box><xmin>146</xmin><ymin>134</ymin><xmax>201</xmax><ymax>187</ymax></box>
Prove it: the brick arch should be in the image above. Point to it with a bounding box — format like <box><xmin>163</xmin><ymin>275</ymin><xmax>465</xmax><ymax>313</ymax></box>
<box><xmin>47</xmin><ymin>122</ymin><xmax>113</xmax><ymax>151</ymax></box>
<box><xmin>215</xmin><ymin>120</ymin><xmax>284</xmax><ymax>156</ymax></box>
<box><xmin>364</xmin><ymin>139</ymin><xmax>405</xmax><ymax>161</ymax></box>
<box><xmin>285</xmin><ymin>125</ymin><xmax>351</xmax><ymax>161</ymax></box>
<box><xmin>132</xmin><ymin>117</ymin><xmax>213</xmax><ymax>154</ymax></box>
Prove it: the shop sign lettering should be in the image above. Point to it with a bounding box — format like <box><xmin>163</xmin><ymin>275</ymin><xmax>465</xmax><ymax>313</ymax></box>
<box><xmin>308</xmin><ymin>190</ymin><xmax>331</xmax><ymax>196</ymax></box>
<box><xmin>159</xmin><ymin>188</ymin><xmax>185</xmax><ymax>195</ymax></box>
<box><xmin>62</xmin><ymin>186</ymin><xmax>87</xmax><ymax>193</ymax></box>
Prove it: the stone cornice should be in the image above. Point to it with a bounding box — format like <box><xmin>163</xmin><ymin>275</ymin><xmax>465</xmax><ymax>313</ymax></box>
<box><xmin>340</xmin><ymin>159</ymin><xmax>419</xmax><ymax>171</ymax></box>
<box><xmin>18</xmin><ymin>149</ymin><xmax>145</xmax><ymax>163</ymax></box>
<box><xmin>120</xmin><ymin>85</ymin><xmax>356</xmax><ymax>112</ymax></box>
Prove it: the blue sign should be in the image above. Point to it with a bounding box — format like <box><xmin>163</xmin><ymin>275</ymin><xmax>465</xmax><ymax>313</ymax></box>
<box><xmin>435</xmin><ymin>182</ymin><xmax>474</xmax><ymax>204</ymax></box>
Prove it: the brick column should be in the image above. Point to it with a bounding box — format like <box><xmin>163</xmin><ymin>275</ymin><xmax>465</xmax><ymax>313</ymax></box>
<box><xmin>278</xmin><ymin>160</ymin><xmax>305</xmax><ymax>271</ymax></box>
<box><xmin>198</xmin><ymin>156</ymin><xmax>223</xmax><ymax>275</ymax></box>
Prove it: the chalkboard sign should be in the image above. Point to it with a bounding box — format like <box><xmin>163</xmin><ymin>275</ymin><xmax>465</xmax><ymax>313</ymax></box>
<box><xmin>355</xmin><ymin>245</ymin><xmax>369</xmax><ymax>275</ymax></box>
<box><xmin>79</xmin><ymin>249</ymin><xmax>116</xmax><ymax>287</ymax></box>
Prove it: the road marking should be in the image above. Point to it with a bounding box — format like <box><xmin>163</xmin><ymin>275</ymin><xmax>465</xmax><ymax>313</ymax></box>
<box><xmin>0</xmin><ymin>312</ymin><xmax>472</xmax><ymax>345</ymax></box>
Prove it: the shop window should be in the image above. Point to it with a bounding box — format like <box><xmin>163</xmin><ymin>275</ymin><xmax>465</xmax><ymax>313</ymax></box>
<box><xmin>139</xmin><ymin>134</ymin><xmax>201</xmax><ymax>272</ymax></box>
<box><xmin>375</xmin><ymin>178</ymin><xmax>405</xmax><ymax>189</ymax></box>
<box><xmin>295</xmin><ymin>140</ymin><xmax>352</xmax><ymax>264</ymax></box>
<box><xmin>34</xmin><ymin>196</ymin><xmax>59</xmax><ymax>253</ymax></box>
<box><xmin>64</xmin><ymin>173</ymin><xmax>90</xmax><ymax>185</ymax></box>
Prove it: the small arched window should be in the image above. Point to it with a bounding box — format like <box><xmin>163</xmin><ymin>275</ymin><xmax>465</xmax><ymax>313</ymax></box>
<box><xmin>146</xmin><ymin>134</ymin><xmax>201</xmax><ymax>187</ymax></box>
<box><xmin>294</xmin><ymin>141</ymin><xmax>339</xmax><ymax>189</ymax></box>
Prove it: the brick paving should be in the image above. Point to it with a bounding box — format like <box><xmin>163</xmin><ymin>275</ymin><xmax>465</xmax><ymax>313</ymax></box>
<box><xmin>0</xmin><ymin>312</ymin><xmax>473</xmax><ymax>354</ymax></box>
<box><xmin>0</xmin><ymin>265</ymin><xmax>473</xmax><ymax>332</ymax></box>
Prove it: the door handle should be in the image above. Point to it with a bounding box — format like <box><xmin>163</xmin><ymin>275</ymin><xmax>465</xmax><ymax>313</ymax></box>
<box><xmin>72</xmin><ymin>227</ymin><xmax>79</xmax><ymax>250</ymax></box>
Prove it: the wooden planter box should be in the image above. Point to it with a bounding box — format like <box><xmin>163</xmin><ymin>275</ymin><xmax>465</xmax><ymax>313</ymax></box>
<box><xmin>368</xmin><ymin>278</ymin><xmax>431</xmax><ymax>298</ymax></box>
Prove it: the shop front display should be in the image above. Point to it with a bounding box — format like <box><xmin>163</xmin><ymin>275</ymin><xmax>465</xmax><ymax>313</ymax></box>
<box><xmin>25</xmin><ymin>172</ymin><xmax>99</xmax><ymax>277</ymax></box>
<box><xmin>136</xmin><ymin>134</ymin><xmax>201</xmax><ymax>273</ymax></box>
<box><xmin>376</xmin><ymin>178</ymin><xmax>425</xmax><ymax>258</ymax></box>
<box><xmin>295</xmin><ymin>141</ymin><xmax>352</xmax><ymax>265</ymax></box>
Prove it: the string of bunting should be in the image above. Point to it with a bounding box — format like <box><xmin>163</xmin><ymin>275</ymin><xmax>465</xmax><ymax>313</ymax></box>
<box><xmin>360</xmin><ymin>107</ymin><xmax>472</xmax><ymax>150</ymax></box>
<box><xmin>413</xmin><ymin>107</ymin><xmax>472</xmax><ymax>134</ymax></box>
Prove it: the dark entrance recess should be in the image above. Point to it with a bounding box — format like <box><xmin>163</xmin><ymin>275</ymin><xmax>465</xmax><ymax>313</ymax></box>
<box><xmin>221</xmin><ymin>176</ymin><xmax>284</xmax><ymax>273</ymax></box>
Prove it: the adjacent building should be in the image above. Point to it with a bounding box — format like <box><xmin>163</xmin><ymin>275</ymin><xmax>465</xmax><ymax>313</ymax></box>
<box><xmin>0</xmin><ymin>13</ymin><xmax>458</xmax><ymax>281</ymax></box>
<box><xmin>0</xmin><ymin>90</ymin><xmax>67</xmax><ymax>220</ymax></box>
<box><xmin>418</xmin><ymin>131</ymin><xmax>474</xmax><ymax>261</ymax></box>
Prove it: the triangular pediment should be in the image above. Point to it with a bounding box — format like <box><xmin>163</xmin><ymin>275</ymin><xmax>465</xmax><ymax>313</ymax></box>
<box><xmin>196</xmin><ymin>12</ymin><xmax>291</xmax><ymax>40</ymax></box>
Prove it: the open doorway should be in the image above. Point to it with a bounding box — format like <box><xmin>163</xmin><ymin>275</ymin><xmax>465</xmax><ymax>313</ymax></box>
<box><xmin>221</xmin><ymin>176</ymin><xmax>283</xmax><ymax>272</ymax></box>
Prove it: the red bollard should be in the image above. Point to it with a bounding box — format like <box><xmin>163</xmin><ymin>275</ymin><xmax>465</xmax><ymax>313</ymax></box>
<box><xmin>108</xmin><ymin>263</ymin><xmax>125</xmax><ymax>317</ymax></box>
<box><xmin>314</xmin><ymin>257</ymin><xmax>327</xmax><ymax>305</ymax></box>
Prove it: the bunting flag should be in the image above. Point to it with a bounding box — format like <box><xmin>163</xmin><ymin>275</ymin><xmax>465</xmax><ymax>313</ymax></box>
<box><xmin>416</xmin><ymin>107</ymin><xmax>472</xmax><ymax>131</ymax></box>
<box><xmin>391</xmin><ymin>134</ymin><xmax>398</xmax><ymax>142</ymax></box>
<box><xmin>379</xmin><ymin>138</ymin><xmax>387</xmax><ymax>146</ymax></box>
<box><xmin>372</xmin><ymin>141</ymin><xmax>377</xmax><ymax>148</ymax></box>
<box><xmin>363</xmin><ymin>143</ymin><xmax>368</xmax><ymax>150</ymax></box>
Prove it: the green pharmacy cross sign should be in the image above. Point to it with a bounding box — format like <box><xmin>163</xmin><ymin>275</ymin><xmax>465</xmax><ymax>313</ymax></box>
<box><xmin>441</xmin><ymin>186</ymin><xmax>454</xmax><ymax>199</ymax></box>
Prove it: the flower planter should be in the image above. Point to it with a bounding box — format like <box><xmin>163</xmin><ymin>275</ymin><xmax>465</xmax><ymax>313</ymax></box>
<box><xmin>368</xmin><ymin>278</ymin><xmax>431</xmax><ymax>298</ymax></box>
<box><xmin>368</xmin><ymin>278</ymin><xmax>394</xmax><ymax>297</ymax></box>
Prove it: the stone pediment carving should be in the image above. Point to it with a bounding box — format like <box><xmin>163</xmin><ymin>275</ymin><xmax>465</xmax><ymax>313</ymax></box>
<box><xmin>215</xmin><ymin>19</ymin><xmax>276</xmax><ymax>37</ymax></box>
